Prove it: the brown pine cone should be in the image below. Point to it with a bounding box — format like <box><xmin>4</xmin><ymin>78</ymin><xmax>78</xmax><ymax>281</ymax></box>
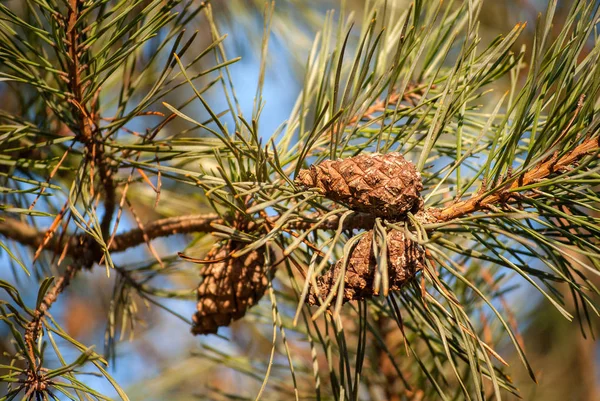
<box><xmin>296</xmin><ymin>152</ymin><xmax>423</xmax><ymax>218</ymax></box>
<box><xmin>192</xmin><ymin>242</ymin><xmax>270</xmax><ymax>335</ymax></box>
<box><xmin>307</xmin><ymin>230</ymin><xmax>424</xmax><ymax>305</ymax></box>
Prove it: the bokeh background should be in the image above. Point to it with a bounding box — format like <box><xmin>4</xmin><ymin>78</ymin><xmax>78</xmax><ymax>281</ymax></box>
<box><xmin>1</xmin><ymin>0</ymin><xmax>599</xmax><ymax>400</ymax></box>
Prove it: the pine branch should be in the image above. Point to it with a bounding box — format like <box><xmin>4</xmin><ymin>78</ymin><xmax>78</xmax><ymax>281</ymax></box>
<box><xmin>2</xmin><ymin>133</ymin><xmax>598</xmax><ymax>258</ymax></box>
<box><xmin>23</xmin><ymin>264</ymin><xmax>78</xmax><ymax>375</ymax></box>
<box><xmin>345</xmin><ymin>83</ymin><xmax>426</xmax><ymax>126</ymax></box>
<box><xmin>2</xmin><ymin>0</ymin><xmax>598</xmax><ymax>398</ymax></box>
<box><xmin>437</xmin><ymin>135</ymin><xmax>600</xmax><ymax>222</ymax></box>
<box><xmin>64</xmin><ymin>0</ymin><xmax>116</xmax><ymax>239</ymax></box>
<box><xmin>13</xmin><ymin>1</ymin><xmax>118</xmax><ymax>394</ymax></box>
<box><xmin>0</xmin><ymin>212</ymin><xmax>372</xmax><ymax>254</ymax></box>
<box><xmin>109</xmin><ymin>213</ymin><xmax>220</xmax><ymax>251</ymax></box>
<box><xmin>0</xmin><ymin>218</ymin><xmax>46</xmax><ymax>249</ymax></box>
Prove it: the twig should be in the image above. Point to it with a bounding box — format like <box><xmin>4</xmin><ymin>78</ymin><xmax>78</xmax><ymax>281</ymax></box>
<box><xmin>0</xmin><ymin>218</ymin><xmax>47</xmax><ymax>249</ymax></box>
<box><xmin>109</xmin><ymin>213</ymin><xmax>221</xmax><ymax>251</ymax></box>
<box><xmin>65</xmin><ymin>0</ymin><xmax>116</xmax><ymax>239</ymax></box>
<box><xmin>330</xmin><ymin>83</ymin><xmax>425</xmax><ymax>138</ymax></box>
<box><xmin>98</xmin><ymin>151</ymin><xmax>116</xmax><ymax>237</ymax></box>
<box><xmin>124</xmin><ymin>197</ymin><xmax>164</xmax><ymax>267</ymax></box>
<box><xmin>437</xmin><ymin>135</ymin><xmax>600</xmax><ymax>222</ymax></box>
<box><xmin>23</xmin><ymin>264</ymin><xmax>79</xmax><ymax>377</ymax></box>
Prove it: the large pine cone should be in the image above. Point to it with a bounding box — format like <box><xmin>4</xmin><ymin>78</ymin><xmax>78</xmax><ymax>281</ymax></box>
<box><xmin>308</xmin><ymin>230</ymin><xmax>424</xmax><ymax>305</ymax></box>
<box><xmin>296</xmin><ymin>152</ymin><xmax>423</xmax><ymax>218</ymax></box>
<box><xmin>192</xmin><ymin>242</ymin><xmax>270</xmax><ymax>335</ymax></box>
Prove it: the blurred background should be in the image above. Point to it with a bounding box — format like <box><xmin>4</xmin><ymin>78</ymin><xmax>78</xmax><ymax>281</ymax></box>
<box><xmin>1</xmin><ymin>0</ymin><xmax>599</xmax><ymax>400</ymax></box>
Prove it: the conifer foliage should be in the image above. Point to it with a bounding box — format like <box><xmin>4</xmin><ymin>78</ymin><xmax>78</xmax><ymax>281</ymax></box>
<box><xmin>1</xmin><ymin>0</ymin><xmax>599</xmax><ymax>400</ymax></box>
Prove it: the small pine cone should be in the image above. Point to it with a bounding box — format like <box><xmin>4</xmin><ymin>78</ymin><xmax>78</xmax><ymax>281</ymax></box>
<box><xmin>307</xmin><ymin>230</ymin><xmax>424</xmax><ymax>305</ymax></box>
<box><xmin>192</xmin><ymin>243</ymin><xmax>270</xmax><ymax>335</ymax></box>
<box><xmin>296</xmin><ymin>152</ymin><xmax>423</xmax><ymax>218</ymax></box>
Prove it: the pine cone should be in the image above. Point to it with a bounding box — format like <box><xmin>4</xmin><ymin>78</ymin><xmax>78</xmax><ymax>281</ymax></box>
<box><xmin>192</xmin><ymin>242</ymin><xmax>270</xmax><ymax>335</ymax></box>
<box><xmin>307</xmin><ymin>230</ymin><xmax>424</xmax><ymax>305</ymax></box>
<box><xmin>296</xmin><ymin>152</ymin><xmax>423</xmax><ymax>218</ymax></box>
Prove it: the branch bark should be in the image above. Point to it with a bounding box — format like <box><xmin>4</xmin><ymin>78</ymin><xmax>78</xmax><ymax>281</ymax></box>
<box><xmin>437</xmin><ymin>135</ymin><xmax>600</xmax><ymax>221</ymax></box>
<box><xmin>24</xmin><ymin>264</ymin><xmax>78</xmax><ymax>373</ymax></box>
<box><xmin>0</xmin><ymin>212</ymin><xmax>374</xmax><ymax>254</ymax></box>
<box><xmin>109</xmin><ymin>213</ymin><xmax>220</xmax><ymax>251</ymax></box>
<box><xmin>65</xmin><ymin>0</ymin><xmax>116</xmax><ymax>239</ymax></box>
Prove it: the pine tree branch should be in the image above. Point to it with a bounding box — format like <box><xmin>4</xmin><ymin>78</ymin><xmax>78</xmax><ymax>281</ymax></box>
<box><xmin>437</xmin><ymin>135</ymin><xmax>600</xmax><ymax>222</ymax></box>
<box><xmin>0</xmin><ymin>218</ymin><xmax>46</xmax><ymax>249</ymax></box>
<box><xmin>1</xmin><ymin>133</ymin><xmax>597</xmax><ymax>260</ymax></box>
<box><xmin>2</xmin><ymin>135</ymin><xmax>598</xmax><ymax>257</ymax></box>
<box><xmin>65</xmin><ymin>0</ymin><xmax>116</xmax><ymax>239</ymax></box>
<box><xmin>346</xmin><ymin>83</ymin><xmax>425</xmax><ymax>126</ymax></box>
<box><xmin>18</xmin><ymin>1</ymin><xmax>117</xmax><ymax>393</ymax></box>
<box><xmin>0</xmin><ymin>212</ymin><xmax>375</xmax><ymax>256</ymax></box>
<box><xmin>109</xmin><ymin>213</ymin><xmax>221</xmax><ymax>251</ymax></box>
<box><xmin>21</xmin><ymin>236</ymin><xmax>100</xmax><ymax>393</ymax></box>
<box><xmin>98</xmin><ymin>159</ymin><xmax>116</xmax><ymax>237</ymax></box>
<box><xmin>4</xmin><ymin>133</ymin><xmax>595</xmax><ymax>384</ymax></box>
<box><xmin>24</xmin><ymin>264</ymin><xmax>78</xmax><ymax>371</ymax></box>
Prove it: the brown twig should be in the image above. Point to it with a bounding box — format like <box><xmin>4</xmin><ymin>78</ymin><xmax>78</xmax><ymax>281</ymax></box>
<box><xmin>351</xmin><ymin>84</ymin><xmax>426</xmax><ymax>125</ymax></box>
<box><xmin>22</xmin><ymin>234</ymin><xmax>101</xmax><ymax>393</ymax></box>
<box><xmin>98</xmin><ymin>150</ymin><xmax>116</xmax><ymax>237</ymax></box>
<box><xmin>109</xmin><ymin>213</ymin><xmax>221</xmax><ymax>251</ymax></box>
<box><xmin>0</xmin><ymin>214</ymin><xmax>219</xmax><ymax>254</ymax></box>
<box><xmin>23</xmin><ymin>264</ymin><xmax>79</xmax><ymax>377</ymax></box>
<box><xmin>65</xmin><ymin>0</ymin><xmax>115</xmax><ymax>239</ymax></box>
<box><xmin>0</xmin><ymin>218</ymin><xmax>47</xmax><ymax>249</ymax></box>
<box><xmin>0</xmin><ymin>211</ymin><xmax>374</xmax><ymax>256</ymax></box>
<box><xmin>437</xmin><ymin>135</ymin><xmax>600</xmax><ymax>222</ymax></box>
